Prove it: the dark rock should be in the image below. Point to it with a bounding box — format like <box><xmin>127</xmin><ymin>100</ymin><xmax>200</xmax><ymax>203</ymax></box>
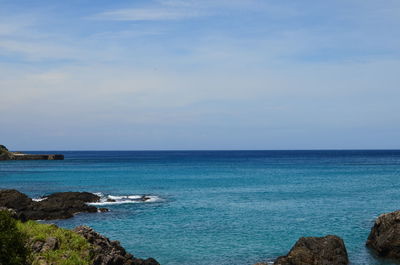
<box><xmin>273</xmin><ymin>235</ymin><xmax>349</xmax><ymax>265</ymax></box>
<box><xmin>107</xmin><ymin>199</ymin><xmax>116</xmax><ymax>202</ymax></box>
<box><xmin>366</xmin><ymin>210</ymin><xmax>400</xmax><ymax>259</ymax></box>
<box><xmin>0</xmin><ymin>189</ymin><xmax>106</xmax><ymax>220</ymax></box>
<box><xmin>74</xmin><ymin>226</ymin><xmax>160</xmax><ymax>265</ymax></box>
<box><xmin>98</xmin><ymin>208</ymin><xmax>109</xmax><ymax>212</ymax></box>
<box><xmin>0</xmin><ymin>189</ymin><xmax>32</xmax><ymax>210</ymax></box>
<box><xmin>140</xmin><ymin>196</ymin><xmax>150</xmax><ymax>202</ymax></box>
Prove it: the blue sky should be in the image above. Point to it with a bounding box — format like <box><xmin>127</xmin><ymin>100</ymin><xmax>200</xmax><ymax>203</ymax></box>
<box><xmin>0</xmin><ymin>0</ymin><xmax>399</xmax><ymax>150</ymax></box>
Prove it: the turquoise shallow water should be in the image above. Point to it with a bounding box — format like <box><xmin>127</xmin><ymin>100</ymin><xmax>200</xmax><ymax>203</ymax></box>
<box><xmin>1</xmin><ymin>150</ymin><xmax>400</xmax><ymax>265</ymax></box>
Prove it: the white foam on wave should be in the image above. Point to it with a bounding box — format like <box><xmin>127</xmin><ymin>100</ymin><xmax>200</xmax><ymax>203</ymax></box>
<box><xmin>32</xmin><ymin>197</ymin><xmax>47</xmax><ymax>202</ymax></box>
<box><xmin>88</xmin><ymin>194</ymin><xmax>163</xmax><ymax>206</ymax></box>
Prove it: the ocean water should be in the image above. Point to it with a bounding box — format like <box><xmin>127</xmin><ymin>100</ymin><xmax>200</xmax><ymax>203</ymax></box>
<box><xmin>1</xmin><ymin>150</ymin><xmax>400</xmax><ymax>265</ymax></box>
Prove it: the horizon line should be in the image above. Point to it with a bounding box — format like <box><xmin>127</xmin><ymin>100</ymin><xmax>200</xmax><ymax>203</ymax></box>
<box><xmin>17</xmin><ymin>148</ymin><xmax>400</xmax><ymax>152</ymax></box>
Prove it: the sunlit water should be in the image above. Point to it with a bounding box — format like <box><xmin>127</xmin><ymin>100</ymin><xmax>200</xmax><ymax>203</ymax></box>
<box><xmin>1</xmin><ymin>150</ymin><xmax>400</xmax><ymax>265</ymax></box>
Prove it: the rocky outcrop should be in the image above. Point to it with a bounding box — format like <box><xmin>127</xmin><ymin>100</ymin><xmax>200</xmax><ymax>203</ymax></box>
<box><xmin>13</xmin><ymin>153</ymin><xmax>64</xmax><ymax>160</ymax></box>
<box><xmin>0</xmin><ymin>145</ymin><xmax>64</xmax><ymax>160</ymax></box>
<box><xmin>30</xmin><ymin>237</ymin><xmax>60</xmax><ymax>253</ymax></box>
<box><xmin>366</xmin><ymin>210</ymin><xmax>400</xmax><ymax>259</ymax></box>
<box><xmin>74</xmin><ymin>226</ymin><xmax>160</xmax><ymax>265</ymax></box>
<box><xmin>0</xmin><ymin>144</ymin><xmax>14</xmax><ymax>160</ymax></box>
<box><xmin>273</xmin><ymin>235</ymin><xmax>349</xmax><ymax>265</ymax></box>
<box><xmin>0</xmin><ymin>189</ymin><xmax>103</xmax><ymax>220</ymax></box>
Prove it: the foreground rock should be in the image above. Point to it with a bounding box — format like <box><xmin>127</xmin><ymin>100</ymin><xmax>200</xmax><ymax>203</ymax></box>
<box><xmin>0</xmin><ymin>189</ymin><xmax>103</xmax><ymax>220</ymax></box>
<box><xmin>272</xmin><ymin>235</ymin><xmax>349</xmax><ymax>265</ymax></box>
<box><xmin>0</xmin><ymin>144</ymin><xmax>64</xmax><ymax>160</ymax></box>
<box><xmin>366</xmin><ymin>210</ymin><xmax>400</xmax><ymax>259</ymax></box>
<box><xmin>74</xmin><ymin>226</ymin><xmax>160</xmax><ymax>265</ymax></box>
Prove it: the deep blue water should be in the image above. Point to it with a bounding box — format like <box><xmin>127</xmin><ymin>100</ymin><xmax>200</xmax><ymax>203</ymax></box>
<box><xmin>1</xmin><ymin>150</ymin><xmax>400</xmax><ymax>265</ymax></box>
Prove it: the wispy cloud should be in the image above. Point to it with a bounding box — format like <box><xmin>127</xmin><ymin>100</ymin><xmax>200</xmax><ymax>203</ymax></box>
<box><xmin>1</xmin><ymin>0</ymin><xmax>400</xmax><ymax>149</ymax></box>
<box><xmin>93</xmin><ymin>8</ymin><xmax>202</xmax><ymax>21</ymax></box>
<box><xmin>90</xmin><ymin>0</ymin><xmax>268</xmax><ymax>21</ymax></box>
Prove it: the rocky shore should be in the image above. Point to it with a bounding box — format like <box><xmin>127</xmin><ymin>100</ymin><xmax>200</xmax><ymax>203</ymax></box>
<box><xmin>366</xmin><ymin>210</ymin><xmax>400</xmax><ymax>260</ymax></box>
<box><xmin>255</xmin><ymin>235</ymin><xmax>349</xmax><ymax>265</ymax></box>
<box><xmin>254</xmin><ymin>208</ymin><xmax>400</xmax><ymax>265</ymax></box>
<box><xmin>0</xmin><ymin>145</ymin><xmax>64</xmax><ymax>160</ymax></box>
<box><xmin>74</xmin><ymin>226</ymin><xmax>159</xmax><ymax>265</ymax></box>
<box><xmin>0</xmin><ymin>189</ymin><xmax>104</xmax><ymax>220</ymax></box>
<box><xmin>3</xmin><ymin>187</ymin><xmax>400</xmax><ymax>265</ymax></box>
<box><xmin>0</xmin><ymin>189</ymin><xmax>160</xmax><ymax>265</ymax></box>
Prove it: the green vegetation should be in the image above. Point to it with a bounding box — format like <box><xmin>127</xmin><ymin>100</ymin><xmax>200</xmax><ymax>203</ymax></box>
<box><xmin>0</xmin><ymin>211</ymin><xmax>28</xmax><ymax>265</ymax></box>
<box><xmin>17</xmin><ymin>221</ymin><xmax>93</xmax><ymax>265</ymax></box>
<box><xmin>0</xmin><ymin>210</ymin><xmax>93</xmax><ymax>265</ymax></box>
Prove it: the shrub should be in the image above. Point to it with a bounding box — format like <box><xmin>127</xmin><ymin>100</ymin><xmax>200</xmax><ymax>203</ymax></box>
<box><xmin>17</xmin><ymin>221</ymin><xmax>92</xmax><ymax>265</ymax></box>
<box><xmin>0</xmin><ymin>210</ymin><xmax>28</xmax><ymax>265</ymax></box>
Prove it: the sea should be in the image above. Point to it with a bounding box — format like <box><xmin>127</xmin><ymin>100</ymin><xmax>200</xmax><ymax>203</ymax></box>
<box><xmin>1</xmin><ymin>150</ymin><xmax>400</xmax><ymax>265</ymax></box>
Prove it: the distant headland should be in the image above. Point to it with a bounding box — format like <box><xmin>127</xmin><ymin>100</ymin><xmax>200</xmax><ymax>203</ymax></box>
<box><xmin>0</xmin><ymin>145</ymin><xmax>64</xmax><ymax>161</ymax></box>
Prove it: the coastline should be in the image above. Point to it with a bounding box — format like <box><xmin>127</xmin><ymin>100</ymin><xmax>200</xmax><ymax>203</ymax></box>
<box><xmin>1</xmin><ymin>150</ymin><xmax>400</xmax><ymax>265</ymax></box>
<box><xmin>0</xmin><ymin>145</ymin><xmax>64</xmax><ymax>161</ymax></box>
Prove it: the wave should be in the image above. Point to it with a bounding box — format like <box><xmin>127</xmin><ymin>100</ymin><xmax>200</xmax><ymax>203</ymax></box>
<box><xmin>32</xmin><ymin>197</ymin><xmax>47</xmax><ymax>202</ymax></box>
<box><xmin>89</xmin><ymin>193</ymin><xmax>163</xmax><ymax>206</ymax></box>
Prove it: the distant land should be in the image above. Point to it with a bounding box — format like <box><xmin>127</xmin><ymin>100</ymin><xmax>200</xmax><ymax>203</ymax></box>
<box><xmin>0</xmin><ymin>145</ymin><xmax>64</xmax><ymax>161</ymax></box>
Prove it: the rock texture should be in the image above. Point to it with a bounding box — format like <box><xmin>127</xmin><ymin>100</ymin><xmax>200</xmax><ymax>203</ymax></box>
<box><xmin>366</xmin><ymin>210</ymin><xmax>400</xmax><ymax>259</ymax></box>
<box><xmin>30</xmin><ymin>237</ymin><xmax>60</xmax><ymax>253</ymax></box>
<box><xmin>74</xmin><ymin>226</ymin><xmax>160</xmax><ymax>265</ymax></box>
<box><xmin>273</xmin><ymin>235</ymin><xmax>349</xmax><ymax>265</ymax></box>
<box><xmin>0</xmin><ymin>144</ymin><xmax>14</xmax><ymax>160</ymax></box>
<box><xmin>0</xmin><ymin>189</ymin><xmax>103</xmax><ymax>220</ymax></box>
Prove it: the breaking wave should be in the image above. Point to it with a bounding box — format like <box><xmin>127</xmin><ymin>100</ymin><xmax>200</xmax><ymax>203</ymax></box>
<box><xmin>88</xmin><ymin>193</ymin><xmax>163</xmax><ymax>206</ymax></box>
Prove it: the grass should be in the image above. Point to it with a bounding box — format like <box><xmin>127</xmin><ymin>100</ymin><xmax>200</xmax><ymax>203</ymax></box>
<box><xmin>16</xmin><ymin>221</ymin><xmax>93</xmax><ymax>265</ymax></box>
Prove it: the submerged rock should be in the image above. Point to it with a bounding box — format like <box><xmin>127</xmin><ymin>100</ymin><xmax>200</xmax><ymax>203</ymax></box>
<box><xmin>0</xmin><ymin>189</ymin><xmax>104</xmax><ymax>220</ymax></box>
<box><xmin>366</xmin><ymin>210</ymin><xmax>400</xmax><ymax>259</ymax></box>
<box><xmin>273</xmin><ymin>235</ymin><xmax>349</xmax><ymax>265</ymax></box>
<box><xmin>74</xmin><ymin>226</ymin><xmax>160</xmax><ymax>265</ymax></box>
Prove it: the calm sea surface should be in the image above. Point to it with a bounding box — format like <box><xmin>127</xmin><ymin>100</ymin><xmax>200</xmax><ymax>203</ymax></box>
<box><xmin>1</xmin><ymin>150</ymin><xmax>400</xmax><ymax>265</ymax></box>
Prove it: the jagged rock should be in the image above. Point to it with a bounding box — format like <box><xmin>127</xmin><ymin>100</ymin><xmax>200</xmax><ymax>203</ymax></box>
<box><xmin>41</xmin><ymin>237</ymin><xmax>60</xmax><ymax>252</ymax></box>
<box><xmin>273</xmin><ymin>235</ymin><xmax>348</xmax><ymax>265</ymax></box>
<box><xmin>0</xmin><ymin>189</ymin><xmax>106</xmax><ymax>220</ymax></box>
<box><xmin>31</xmin><ymin>240</ymin><xmax>45</xmax><ymax>253</ymax></box>
<box><xmin>74</xmin><ymin>226</ymin><xmax>160</xmax><ymax>265</ymax></box>
<box><xmin>366</xmin><ymin>210</ymin><xmax>400</xmax><ymax>259</ymax></box>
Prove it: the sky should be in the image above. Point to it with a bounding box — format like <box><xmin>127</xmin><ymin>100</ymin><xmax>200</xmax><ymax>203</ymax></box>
<box><xmin>0</xmin><ymin>0</ymin><xmax>399</xmax><ymax>150</ymax></box>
